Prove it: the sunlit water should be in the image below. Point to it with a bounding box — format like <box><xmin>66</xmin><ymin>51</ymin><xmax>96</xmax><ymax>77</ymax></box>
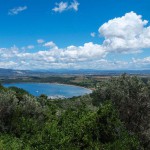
<box><xmin>3</xmin><ymin>83</ymin><xmax>92</xmax><ymax>98</ymax></box>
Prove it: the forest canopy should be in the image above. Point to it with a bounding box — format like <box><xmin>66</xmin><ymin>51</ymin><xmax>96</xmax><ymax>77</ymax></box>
<box><xmin>0</xmin><ymin>74</ymin><xmax>150</xmax><ymax>149</ymax></box>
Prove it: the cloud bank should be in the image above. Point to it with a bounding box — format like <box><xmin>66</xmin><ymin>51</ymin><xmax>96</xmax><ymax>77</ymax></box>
<box><xmin>1</xmin><ymin>12</ymin><xmax>150</xmax><ymax>70</ymax></box>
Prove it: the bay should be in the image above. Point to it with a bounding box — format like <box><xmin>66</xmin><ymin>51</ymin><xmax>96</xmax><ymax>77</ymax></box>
<box><xmin>3</xmin><ymin>83</ymin><xmax>92</xmax><ymax>98</ymax></box>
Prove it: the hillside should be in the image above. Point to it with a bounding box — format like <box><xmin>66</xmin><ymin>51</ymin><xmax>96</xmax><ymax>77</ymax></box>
<box><xmin>0</xmin><ymin>74</ymin><xmax>150</xmax><ymax>149</ymax></box>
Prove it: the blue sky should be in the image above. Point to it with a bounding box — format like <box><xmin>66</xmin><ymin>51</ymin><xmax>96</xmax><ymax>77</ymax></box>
<box><xmin>1</xmin><ymin>0</ymin><xmax>150</xmax><ymax>70</ymax></box>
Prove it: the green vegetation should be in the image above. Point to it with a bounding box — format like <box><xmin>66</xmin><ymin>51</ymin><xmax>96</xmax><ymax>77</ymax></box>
<box><xmin>1</xmin><ymin>74</ymin><xmax>150</xmax><ymax>149</ymax></box>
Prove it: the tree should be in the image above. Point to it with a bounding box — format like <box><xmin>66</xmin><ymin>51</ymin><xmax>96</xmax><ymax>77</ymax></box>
<box><xmin>91</xmin><ymin>74</ymin><xmax>150</xmax><ymax>149</ymax></box>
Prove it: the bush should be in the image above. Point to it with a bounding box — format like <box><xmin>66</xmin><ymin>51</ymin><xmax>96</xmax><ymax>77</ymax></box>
<box><xmin>91</xmin><ymin>74</ymin><xmax>150</xmax><ymax>149</ymax></box>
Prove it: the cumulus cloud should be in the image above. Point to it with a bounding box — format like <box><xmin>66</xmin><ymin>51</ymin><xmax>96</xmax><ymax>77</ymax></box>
<box><xmin>0</xmin><ymin>43</ymin><xmax>149</xmax><ymax>70</ymax></box>
<box><xmin>0</xmin><ymin>61</ymin><xmax>18</xmax><ymax>69</ymax></box>
<box><xmin>0</xmin><ymin>42</ymin><xmax>106</xmax><ymax>69</ymax></box>
<box><xmin>52</xmin><ymin>0</ymin><xmax>79</xmax><ymax>13</ymax></box>
<box><xmin>99</xmin><ymin>11</ymin><xmax>150</xmax><ymax>53</ymax></box>
<box><xmin>8</xmin><ymin>6</ymin><xmax>27</xmax><ymax>15</ymax></box>
<box><xmin>21</xmin><ymin>45</ymin><xmax>35</xmax><ymax>51</ymax></box>
<box><xmin>132</xmin><ymin>57</ymin><xmax>150</xmax><ymax>69</ymax></box>
<box><xmin>43</xmin><ymin>41</ymin><xmax>56</xmax><ymax>47</ymax></box>
<box><xmin>2</xmin><ymin>11</ymin><xmax>150</xmax><ymax>70</ymax></box>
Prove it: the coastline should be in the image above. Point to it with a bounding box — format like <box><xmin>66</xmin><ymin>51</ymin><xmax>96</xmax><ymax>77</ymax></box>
<box><xmin>51</xmin><ymin>82</ymin><xmax>93</xmax><ymax>92</ymax></box>
<box><xmin>3</xmin><ymin>81</ymin><xmax>94</xmax><ymax>92</ymax></box>
<box><xmin>3</xmin><ymin>82</ymin><xmax>93</xmax><ymax>98</ymax></box>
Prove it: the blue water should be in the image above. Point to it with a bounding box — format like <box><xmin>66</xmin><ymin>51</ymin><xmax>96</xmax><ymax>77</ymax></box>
<box><xmin>3</xmin><ymin>83</ymin><xmax>92</xmax><ymax>98</ymax></box>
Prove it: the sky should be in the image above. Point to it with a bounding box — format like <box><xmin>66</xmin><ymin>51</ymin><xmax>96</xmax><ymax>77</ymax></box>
<box><xmin>1</xmin><ymin>0</ymin><xmax>150</xmax><ymax>70</ymax></box>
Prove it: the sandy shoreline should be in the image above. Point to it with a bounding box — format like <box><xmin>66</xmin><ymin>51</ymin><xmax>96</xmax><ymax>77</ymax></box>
<box><xmin>50</xmin><ymin>82</ymin><xmax>93</xmax><ymax>92</ymax></box>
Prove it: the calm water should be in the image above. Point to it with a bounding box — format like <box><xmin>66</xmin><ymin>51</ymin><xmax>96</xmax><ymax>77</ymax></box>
<box><xmin>3</xmin><ymin>83</ymin><xmax>92</xmax><ymax>98</ymax></box>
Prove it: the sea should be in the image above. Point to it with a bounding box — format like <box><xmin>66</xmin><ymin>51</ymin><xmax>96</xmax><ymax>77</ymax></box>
<box><xmin>3</xmin><ymin>83</ymin><xmax>92</xmax><ymax>99</ymax></box>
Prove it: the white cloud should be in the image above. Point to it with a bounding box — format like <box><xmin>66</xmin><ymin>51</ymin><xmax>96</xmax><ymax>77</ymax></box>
<box><xmin>91</xmin><ymin>32</ymin><xmax>96</xmax><ymax>37</ymax></box>
<box><xmin>43</xmin><ymin>41</ymin><xmax>57</xmax><ymax>48</ymax></box>
<box><xmin>52</xmin><ymin>2</ymin><xmax>68</xmax><ymax>13</ymax></box>
<box><xmin>99</xmin><ymin>11</ymin><xmax>150</xmax><ymax>53</ymax></box>
<box><xmin>21</xmin><ymin>45</ymin><xmax>34</xmax><ymax>51</ymax></box>
<box><xmin>0</xmin><ymin>42</ymin><xmax>106</xmax><ymax>69</ymax></box>
<box><xmin>0</xmin><ymin>61</ymin><xmax>18</xmax><ymax>69</ymax></box>
<box><xmin>2</xmin><ymin>11</ymin><xmax>150</xmax><ymax>70</ymax></box>
<box><xmin>0</xmin><ymin>43</ymin><xmax>150</xmax><ymax>70</ymax></box>
<box><xmin>52</xmin><ymin>0</ymin><xmax>79</xmax><ymax>13</ymax></box>
<box><xmin>68</xmin><ymin>0</ymin><xmax>80</xmax><ymax>11</ymax></box>
<box><xmin>37</xmin><ymin>39</ymin><xmax>45</xmax><ymax>44</ymax></box>
<box><xmin>8</xmin><ymin>6</ymin><xmax>27</xmax><ymax>15</ymax></box>
<box><xmin>132</xmin><ymin>57</ymin><xmax>150</xmax><ymax>69</ymax></box>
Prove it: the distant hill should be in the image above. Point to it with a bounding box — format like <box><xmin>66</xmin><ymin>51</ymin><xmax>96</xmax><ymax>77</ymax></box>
<box><xmin>0</xmin><ymin>68</ymin><xmax>150</xmax><ymax>77</ymax></box>
<box><xmin>29</xmin><ymin>69</ymin><xmax>150</xmax><ymax>76</ymax></box>
<box><xmin>0</xmin><ymin>68</ymin><xmax>36</xmax><ymax>77</ymax></box>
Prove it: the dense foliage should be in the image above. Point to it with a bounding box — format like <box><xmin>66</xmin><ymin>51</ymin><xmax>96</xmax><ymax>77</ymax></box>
<box><xmin>1</xmin><ymin>74</ymin><xmax>149</xmax><ymax>149</ymax></box>
<box><xmin>91</xmin><ymin>74</ymin><xmax>150</xmax><ymax>149</ymax></box>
